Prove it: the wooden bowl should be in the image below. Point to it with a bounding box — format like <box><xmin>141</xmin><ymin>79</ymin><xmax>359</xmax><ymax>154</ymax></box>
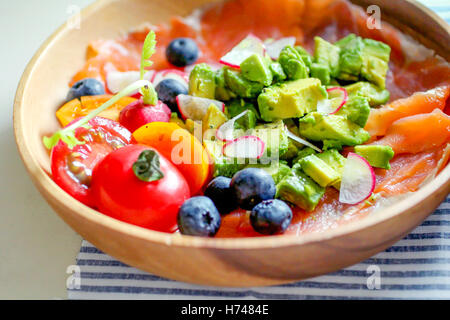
<box><xmin>13</xmin><ymin>0</ymin><xmax>450</xmax><ymax>286</ymax></box>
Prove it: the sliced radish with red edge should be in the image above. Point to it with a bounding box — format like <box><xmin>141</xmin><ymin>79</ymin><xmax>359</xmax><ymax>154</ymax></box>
<box><xmin>285</xmin><ymin>129</ymin><xmax>322</xmax><ymax>153</ymax></box>
<box><xmin>176</xmin><ymin>94</ymin><xmax>225</xmax><ymax>121</ymax></box>
<box><xmin>264</xmin><ymin>37</ymin><xmax>296</xmax><ymax>60</ymax></box>
<box><xmin>317</xmin><ymin>87</ymin><xmax>348</xmax><ymax>115</ymax></box>
<box><xmin>216</xmin><ymin>110</ymin><xmax>249</xmax><ymax>141</ymax></box>
<box><xmin>106</xmin><ymin>70</ymin><xmax>155</xmax><ymax>94</ymax></box>
<box><xmin>152</xmin><ymin>69</ymin><xmax>189</xmax><ymax>88</ymax></box>
<box><xmin>219</xmin><ymin>34</ymin><xmax>266</xmax><ymax>69</ymax></box>
<box><xmin>222</xmin><ymin>135</ymin><xmax>265</xmax><ymax>159</ymax></box>
<box><xmin>339</xmin><ymin>152</ymin><xmax>376</xmax><ymax>204</ymax></box>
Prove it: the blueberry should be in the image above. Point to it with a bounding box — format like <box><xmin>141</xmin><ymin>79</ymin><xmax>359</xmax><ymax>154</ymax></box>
<box><xmin>155</xmin><ymin>78</ymin><xmax>188</xmax><ymax>113</ymax></box>
<box><xmin>204</xmin><ymin>176</ymin><xmax>238</xmax><ymax>215</ymax></box>
<box><xmin>177</xmin><ymin>196</ymin><xmax>221</xmax><ymax>237</ymax></box>
<box><xmin>67</xmin><ymin>78</ymin><xmax>105</xmax><ymax>101</ymax></box>
<box><xmin>230</xmin><ymin>168</ymin><xmax>276</xmax><ymax>210</ymax></box>
<box><xmin>250</xmin><ymin>200</ymin><xmax>293</xmax><ymax>235</ymax></box>
<box><xmin>166</xmin><ymin>38</ymin><xmax>199</xmax><ymax>67</ymax></box>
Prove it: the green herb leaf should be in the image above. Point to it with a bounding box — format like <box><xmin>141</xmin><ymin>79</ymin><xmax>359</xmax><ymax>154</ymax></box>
<box><xmin>132</xmin><ymin>149</ymin><xmax>165</xmax><ymax>182</ymax></box>
<box><xmin>140</xmin><ymin>31</ymin><xmax>158</xmax><ymax>105</ymax></box>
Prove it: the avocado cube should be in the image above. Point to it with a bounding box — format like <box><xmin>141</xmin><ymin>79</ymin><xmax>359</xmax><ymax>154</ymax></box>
<box><xmin>189</xmin><ymin>63</ymin><xmax>216</xmax><ymax>99</ymax></box>
<box><xmin>224</xmin><ymin>68</ymin><xmax>264</xmax><ymax>98</ymax></box>
<box><xmin>226</xmin><ymin>99</ymin><xmax>258</xmax><ymax>130</ymax></box>
<box><xmin>361</xmin><ymin>39</ymin><xmax>391</xmax><ymax>89</ymax></box>
<box><xmin>336</xmin><ymin>94</ymin><xmax>371</xmax><ymax>127</ymax></box>
<box><xmin>203</xmin><ymin>140</ymin><xmax>245</xmax><ymax>178</ymax></box>
<box><xmin>251</xmin><ymin>120</ymin><xmax>289</xmax><ymax>159</ymax></box>
<box><xmin>247</xmin><ymin>162</ymin><xmax>292</xmax><ymax>184</ymax></box>
<box><xmin>310</xmin><ymin>63</ymin><xmax>331</xmax><ymax>85</ymax></box>
<box><xmin>316</xmin><ymin>149</ymin><xmax>346</xmax><ymax>189</ymax></box>
<box><xmin>299</xmin><ymin>154</ymin><xmax>340</xmax><ymax>187</ymax></box>
<box><xmin>276</xmin><ymin>164</ymin><xmax>325</xmax><ymax>211</ymax></box>
<box><xmin>344</xmin><ymin>81</ymin><xmax>390</xmax><ymax>107</ymax></box>
<box><xmin>322</xmin><ymin>140</ymin><xmax>344</xmax><ymax>151</ymax></box>
<box><xmin>299</xmin><ymin>112</ymin><xmax>370</xmax><ymax>146</ymax></box>
<box><xmin>278</xmin><ymin>45</ymin><xmax>309</xmax><ymax>80</ymax></box>
<box><xmin>214</xmin><ymin>68</ymin><xmax>237</xmax><ymax>101</ymax></box>
<box><xmin>354</xmin><ymin>145</ymin><xmax>394</xmax><ymax>170</ymax></box>
<box><xmin>335</xmin><ymin>34</ymin><xmax>364</xmax><ymax>81</ymax></box>
<box><xmin>202</xmin><ymin>104</ymin><xmax>228</xmax><ymax>140</ymax></box>
<box><xmin>257</xmin><ymin>78</ymin><xmax>326</xmax><ymax>122</ymax></box>
<box><xmin>314</xmin><ymin>37</ymin><xmax>340</xmax><ymax>77</ymax></box>
<box><xmin>293</xmin><ymin>147</ymin><xmax>317</xmax><ymax>163</ymax></box>
<box><xmin>294</xmin><ymin>46</ymin><xmax>313</xmax><ymax>69</ymax></box>
<box><xmin>280</xmin><ymin>139</ymin><xmax>299</xmax><ymax>161</ymax></box>
<box><xmin>240</xmin><ymin>54</ymin><xmax>273</xmax><ymax>86</ymax></box>
<box><xmin>269</xmin><ymin>62</ymin><xmax>287</xmax><ymax>83</ymax></box>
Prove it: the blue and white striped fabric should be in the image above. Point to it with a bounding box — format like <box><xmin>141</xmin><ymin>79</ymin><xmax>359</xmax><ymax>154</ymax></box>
<box><xmin>68</xmin><ymin>2</ymin><xmax>450</xmax><ymax>300</ymax></box>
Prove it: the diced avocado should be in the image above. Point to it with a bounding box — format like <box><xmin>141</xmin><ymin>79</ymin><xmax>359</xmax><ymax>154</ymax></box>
<box><xmin>316</xmin><ymin>149</ymin><xmax>346</xmax><ymax>189</ymax></box>
<box><xmin>278</xmin><ymin>45</ymin><xmax>309</xmax><ymax>80</ymax></box>
<box><xmin>189</xmin><ymin>63</ymin><xmax>216</xmax><ymax>99</ymax></box>
<box><xmin>276</xmin><ymin>163</ymin><xmax>325</xmax><ymax>212</ymax></box>
<box><xmin>226</xmin><ymin>99</ymin><xmax>258</xmax><ymax>130</ymax></box>
<box><xmin>269</xmin><ymin>62</ymin><xmax>287</xmax><ymax>83</ymax></box>
<box><xmin>299</xmin><ymin>112</ymin><xmax>370</xmax><ymax>146</ymax></box>
<box><xmin>336</xmin><ymin>94</ymin><xmax>371</xmax><ymax>127</ymax></box>
<box><xmin>361</xmin><ymin>39</ymin><xmax>391</xmax><ymax>89</ymax></box>
<box><xmin>335</xmin><ymin>34</ymin><xmax>364</xmax><ymax>81</ymax></box>
<box><xmin>323</xmin><ymin>139</ymin><xmax>344</xmax><ymax>151</ymax></box>
<box><xmin>257</xmin><ymin>78</ymin><xmax>326</xmax><ymax>121</ymax></box>
<box><xmin>251</xmin><ymin>120</ymin><xmax>289</xmax><ymax>159</ymax></box>
<box><xmin>293</xmin><ymin>147</ymin><xmax>317</xmax><ymax>163</ymax></box>
<box><xmin>280</xmin><ymin>139</ymin><xmax>299</xmax><ymax>161</ymax></box>
<box><xmin>185</xmin><ymin>118</ymin><xmax>196</xmax><ymax>134</ymax></box>
<box><xmin>354</xmin><ymin>145</ymin><xmax>394</xmax><ymax>170</ymax></box>
<box><xmin>310</xmin><ymin>63</ymin><xmax>331</xmax><ymax>85</ymax></box>
<box><xmin>202</xmin><ymin>104</ymin><xmax>228</xmax><ymax>140</ymax></box>
<box><xmin>314</xmin><ymin>37</ymin><xmax>340</xmax><ymax>77</ymax></box>
<box><xmin>295</xmin><ymin>46</ymin><xmax>313</xmax><ymax>69</ymax></box>
<box><xmin>224</xmin><ymin>68</ymin><xmax>264</xmax><ymax>98</ymax></box>
<box><xmin>299</xmin><ymin>154</ymin><xmax>340</xmax><ymax>187</ymax></box>
<box><xmin>203</xmin><ymin>140</ymin><xmax>245</xmax><ymax>178</ymax></box>
<box><xmin>240</xmin><ymin>54</ymin><xmax>273</xmax><ymax>86</ymax></box>
<box><xmin>247</xmin><ymin>162</ymin><xmax>292</xmax><ymax>184</ymax></box>
<box><xmin>215</xmin><ymin>68</ymin><xmax>237</xmax><ymax>101</ymax></box>
<box><xmin>344</xmin><ymin>81</ymin><xmax>390</xmax><ymax>107</ymax></box>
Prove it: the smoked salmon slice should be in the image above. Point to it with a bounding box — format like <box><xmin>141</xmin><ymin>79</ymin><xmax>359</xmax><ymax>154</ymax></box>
<box><xmin>369</xmin><ymin>109</ymin><xmax>450</xmax><ymax>154</ymax></box>
<box><xmin>365</xmin><ymin>86</ymin><xmax>450</xmax><ymax>138</ymax></box>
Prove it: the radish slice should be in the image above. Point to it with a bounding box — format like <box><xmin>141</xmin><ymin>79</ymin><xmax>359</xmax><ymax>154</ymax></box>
<box><xmin>264</xmin><ymin>37</ymin><xmax>296</xmax><ymax>60</ymax></box>
<box><xmin>339</xmin><ymin>152</ymin><xmax>376</xmax><ymax>204</ymax></box>
<box><xmin>176</xmin><ymin>94</ymin><xmax>225</xmax><ymax>121</ymax></box>
<box><xmin>106</xmin><ymin>70</ymin><xmax>155</xmax><ymax>94</ymax></box>
<box><xmin>219</xmin><ymin>34</ymin><xmax>266</xmax><ymax>69</ymax></box>
<box><xmin>216</xmin><ymin>110</ymin><xmax>249</xmax><ymax>141</ymax></box>
<box><xmin>317</xmin><ymin>87</ymin><xmax>348</xmax><ymax>114</ymax></box>
<box><xmin>152</xmin><ymin>69</ymin><xmax>189</xmax><ymax>88</ymax></box>
<box><xmin>285</xmin><ymin>129</ymin><xmax>322</xmax><ymax>153</ymax></box>
<box><xmin>222</xmin><ymin>135</ymin><xmax>265</xmax><ymax>159</ymax></box>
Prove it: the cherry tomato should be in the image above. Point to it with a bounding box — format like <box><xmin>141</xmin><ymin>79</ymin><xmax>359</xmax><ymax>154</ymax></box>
<box><xmin>51</xmin><ymin>117</ymin><xmax>132</xmax><ymax>207</ymax></box>
<box><xmin>91</xmin><ymin>144</ymin><xmax>190</xmax><ymax>232</ymax></box>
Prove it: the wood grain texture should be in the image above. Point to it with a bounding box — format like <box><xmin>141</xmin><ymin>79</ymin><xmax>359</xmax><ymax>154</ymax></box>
<box><xmin>13</xmin><ymin>0</ymin><xmax>450</xmax><ymax>286</ymax></box>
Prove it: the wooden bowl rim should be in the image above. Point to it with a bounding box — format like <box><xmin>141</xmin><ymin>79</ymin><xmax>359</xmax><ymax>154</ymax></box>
<box><xmin>13</xmin><ymin>0</ymin><xmax>450</xmax><ymax>250</ymax></box>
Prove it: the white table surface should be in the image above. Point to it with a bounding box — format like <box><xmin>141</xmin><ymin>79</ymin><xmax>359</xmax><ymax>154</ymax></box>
<box><xmin>0</xmin><ymin>0</ymin><xmax>93</xmax><ymax>299</ymax></box>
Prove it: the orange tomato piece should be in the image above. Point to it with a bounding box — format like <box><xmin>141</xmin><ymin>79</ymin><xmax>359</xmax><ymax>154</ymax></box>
<box><xmin>133</xmin><ymin>122</ymin><xmax>211</xmax><ymax>195</ymax></box>
<box><xmin>56</xmin><ymin>95</ymin><xmax>137</xmax><ymax>127</ymax></box>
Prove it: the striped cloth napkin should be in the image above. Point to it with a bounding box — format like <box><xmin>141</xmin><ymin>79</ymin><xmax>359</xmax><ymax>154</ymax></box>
<box><xmin>68</xmin><ymin>1</ymin><xmax>450</xmax><ymax>300</ymax></box>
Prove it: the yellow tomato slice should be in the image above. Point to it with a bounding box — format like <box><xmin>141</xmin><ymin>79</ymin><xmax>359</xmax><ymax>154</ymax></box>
<box><xmin>56</xmin><ymin>95</ymin><xmax>136</xmax><ymax>127</ymax></box>
<box><xmin>133</xmin><ymin>122</ymin><xmax>211</xmax><ymax>195</ymax></box>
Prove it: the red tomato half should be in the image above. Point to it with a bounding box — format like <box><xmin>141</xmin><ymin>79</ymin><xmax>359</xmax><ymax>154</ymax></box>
<box><xmin>51</xmin><ymin>117</ymin><xmax>132</xmax><ymax>207</ymax></box>
<box><xmin>91</xmin><ymin>144</ymin><xmax>190</xmax><ymax>232</ymax></box>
